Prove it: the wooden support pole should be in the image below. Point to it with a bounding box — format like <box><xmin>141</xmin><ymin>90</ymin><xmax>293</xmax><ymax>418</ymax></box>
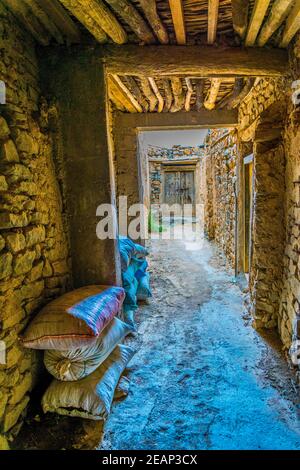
<box><xmin>279</xmin><ymin>0</ymin><xmax>300</xmax><ymax>47</ymax></box>
<box><xmin>168</xmin><ymin>0</ymin><xmax>186</xmax><ymax>44</ymax></box>
<box><xmin>208</xmin><ymin>0</ymin><xmax>220</xmax><ymax>44</ymax></box>
<box><xmin>258</xmin><ymin>0</ymin><xmax>293</xmax><ymax>46</ymax></box>
<box><xmin>139</xmin><ymin>0</ymin><xmax>169</xmax><ymax>44</ymax></box>
<box><xmin>245</xmin><ymin>0</ymin><xmax>271</xmax><ymax>46</ymax></box>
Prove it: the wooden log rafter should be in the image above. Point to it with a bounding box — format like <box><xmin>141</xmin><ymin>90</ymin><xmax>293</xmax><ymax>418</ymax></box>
<box><xmin>168</xmin><ymin>0</ymin><xmax>186</xmax><ymax>44</ymax></box>
<box><xmin>218</xmin><ymin>78</ymin><xmax>244</xmax><ymax>109</ymax></box>
<box><xmin>232</xmin><ymin>0</ymin><xmax>250</xmax><ymax>39</ymax></box>
<box><xmin>108</xmin><ymin>76</ymin><xmax>137</xmax><ymax>112</ymax></box>
<box><xmin>162</xmin><ymin>79</ymin><xmax>173</xmax><ymax>112</ymax></box>
<box><xmin>245</xmin><ymin>0</ymin><xmax>271</xmax><ymax>46</ymax></box>
<box><xmin>124</xmin><ymin>76</ymin><xmax>149</xmax><ymax>112</ymax></box>
<box><xmin>104</xmin><ymin>0</ymin><xmax>155</xmax><ymax>44</ymax></box>
<box><xmin>3</xmin><ymin>0</ymin><xmax>51</xmax><ymax>45</ymax></box>
<box><xmin>139</xmin><ymin>0</ymin><xmax>169</xmax><ymax>44</ymax></box>
<box><xmin>148</xmin><ymin>78</ymin><xmax>164</xmax><ymax>112</ymax></box>
<box><xmin>195</xmin><ymin>79</ymin><xmax>205</xmax><ymax>111</ymax></box>
<box><xmin>170</xmin><ymin>77</ymin><xmax>185</xmax><ymax>112</ymax></box>
<box><xmin>279</xmin><ymin>0</ymin><xmax>300</xmax><ymax>47</ymax></box>
<box><xmin>230</xmin><ymin>77</ymin><xmax>256</xmax><ymax>108</ymax></box>
<box><xmin>208</xmin><ymin>0</ymin><xmax>220</xmax><ymax>44</ymax></box>
<box><xmin>23</xmin><ymin>0</ymin><xmax>65</xmax><ymax>44</ymax></box>
<box><xmin>104</xmin><ymin>45</ymin><xmax>288</xmax><ymax>77</ymax></box>
<box><xmin>184</xmin><ymin>78</ymin><xmax>193</xmax><ymax>112</ymax></box>
<box><xmin>59</xmin><ymin>0</ymin><xmax>125</xmax><ymax>44</ymax></box>
<box><xmin>39</xmin><ymin>0</ymin><xmax>81</xmax><ymax>43</ymax></box>
<box><xmin>139</xmin><ymin>77</ymin><xmax>158</xmax><ymax>112</ymax></box>
<box><xmin>111</xmin><ymin>75</ymin><xmax>143</xmax><ymax>112</ymax></box>
<box><xmin>258</xmin><ymin>0</ymin><xmax>293</xmax><ymax>46</ymax></box>
<box><xmin>204</xmin><ymin>78</ymin><xmax>222</xmax><ymax>110</ymax></box>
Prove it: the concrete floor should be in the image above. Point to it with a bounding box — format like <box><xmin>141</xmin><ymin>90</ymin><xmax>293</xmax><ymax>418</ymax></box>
<box><xmin>16</xmin><ymin>223</ymin><xmax>300</xmax><ymax>450</ymax></box>
<box><xmin>99</xmin><ymin>224</ymin><xmax>300</xmax><ymax>450</ymax></box>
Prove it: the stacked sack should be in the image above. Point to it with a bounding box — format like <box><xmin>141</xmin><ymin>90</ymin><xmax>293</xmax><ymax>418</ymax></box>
<box><xmin>118</xmin><ymin>236</ymin><xmax>152</xmax><ymax>329</ymax></box>
<box><xmin>21</xmin><ymin>285</ymin><xmax>135</xmax><ymax>420</ymax></box>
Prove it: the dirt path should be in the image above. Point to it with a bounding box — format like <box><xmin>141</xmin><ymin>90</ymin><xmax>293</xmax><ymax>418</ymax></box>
<box><xmin>15</xmin><ymin>224</ymin><xmax>300</xmax><ymax>450</ymax></box>
<box><xmin>98</xmin><ymin>227</ymin><xmax>300</xmax><ymax>450</ymax></box>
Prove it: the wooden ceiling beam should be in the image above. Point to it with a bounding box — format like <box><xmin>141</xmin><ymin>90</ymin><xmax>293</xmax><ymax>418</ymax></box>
<box><xmin>168</xmin><ymin>0</ymin><xmax>186</xmax><ymax>44</ymax></box>
<box><xmin>279</xmin><ymin>0</ymin><xmax>300</xmax><ymax>47</ymax></box>
<box><xmin>139</xmin><ymin>0</ymin><xmax>169</xmax><ymax>44</ymax></box>
<box><xmin>148</xmin><ymin>78</ymin><xmax>164</xmax><ymax>112</ymax></box>
<box><xmin>59</xmin><ymin>0</ymin><xmax>126</xmax><ymax>44</ymax></box>
<box><xmin>110</xmin><ymin>75</ymin><xmax>143</xmax><ymax>112</ymax></box>
<box><xmin>204</xmin><ymin>79</ymin><xmax>222</xmax><ymax>110</ymax></box>
<box><xmin>105</xmin><ymin>0</ymin><xmax>155</xmax><ymax>44</ymax></box>
<box><xmin>232</xmin><ymin>0</ymin><xmax>250</xmax><ymax>39</ymax></box>
<box><xmin>258</xmin><ymin>0</ymin><xmax>293</xmax><ymax>46</ymax></box>
<box><xmin>39</xmin><ymin>0</ymin><xmax>81</xmax><ymax>43</ymax></box>
<box><xmin>104</xmin><ymin>45</ymin><xmax>288</xmax><ymax>77</ymax></box>
<box><xmin>245</xmin><ymin>0</ymin><xmax>271</xmax><ymax>46</ymax></box>
<box><xmin>208</xmin><ymin>0</ymin><xmax>220</xmax><ymax>44</ymax></box>
<box><xmin>115</xmin><ymin>109</ymin><xmax>239</xmax><ymax>129</ymax></box>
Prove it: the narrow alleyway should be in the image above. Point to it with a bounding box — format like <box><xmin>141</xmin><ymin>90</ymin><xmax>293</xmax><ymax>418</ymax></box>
<box><xmin>98</xmin><ymin>224</ymin><xmax>300</xmax><ymax>451</ymax></box>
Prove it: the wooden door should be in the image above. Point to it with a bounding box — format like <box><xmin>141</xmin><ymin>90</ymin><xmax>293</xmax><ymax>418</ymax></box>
<box><xmin>164</xmin><ymin>170</ymin><xmax>195</xmax><ymax>207</ymax></box>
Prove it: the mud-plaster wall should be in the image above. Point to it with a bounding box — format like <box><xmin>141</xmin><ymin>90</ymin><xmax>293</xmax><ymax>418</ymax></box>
<box><xmin>0</xmin><ymin>4</ymin><xmax>71</xmax><ymax>444</ymax></box>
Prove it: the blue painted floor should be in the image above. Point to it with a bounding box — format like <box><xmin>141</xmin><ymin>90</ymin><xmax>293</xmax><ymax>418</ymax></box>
<box><xmin>100</xmin><ymin>228</ymin><xmax>300</xmax><ymax>450</ymax></box>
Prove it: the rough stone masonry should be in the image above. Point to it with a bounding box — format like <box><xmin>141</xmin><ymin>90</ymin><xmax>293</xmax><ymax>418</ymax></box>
<box><xmin>0</xmin><ymin>4</ymin><xmax>71</xmax><ymax>447</ymax></box>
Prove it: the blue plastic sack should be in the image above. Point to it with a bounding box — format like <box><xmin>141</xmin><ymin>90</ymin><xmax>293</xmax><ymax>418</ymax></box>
<box><xmin>137</xmin><ymin>272</ymin><xmax>152</xmax><ymax>301</ymax></box>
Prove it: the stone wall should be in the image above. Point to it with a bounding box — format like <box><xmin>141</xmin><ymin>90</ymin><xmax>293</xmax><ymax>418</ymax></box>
<box><xmin>0</xmin><ymin>4</ymin><xmax>71</xmax><ymax>444</ymax></box>
<box><xmin>204</xmin><ymin>129</ymin><xmax>238</xmax><ymax>269</ymax></box>
<box><xmin>237</xmin><ymin>61</ymin><xmax>300</xmax><ymax>351</ymax></box>
<box><xmin>279</xmin><ymin>42</ymin><xmax>300</xmax><ymax>349</ymax></box>
<box><xmin>250</xmin><ymin>143</ymin><xmax>285</xmax><ymax>330</ymax></box>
